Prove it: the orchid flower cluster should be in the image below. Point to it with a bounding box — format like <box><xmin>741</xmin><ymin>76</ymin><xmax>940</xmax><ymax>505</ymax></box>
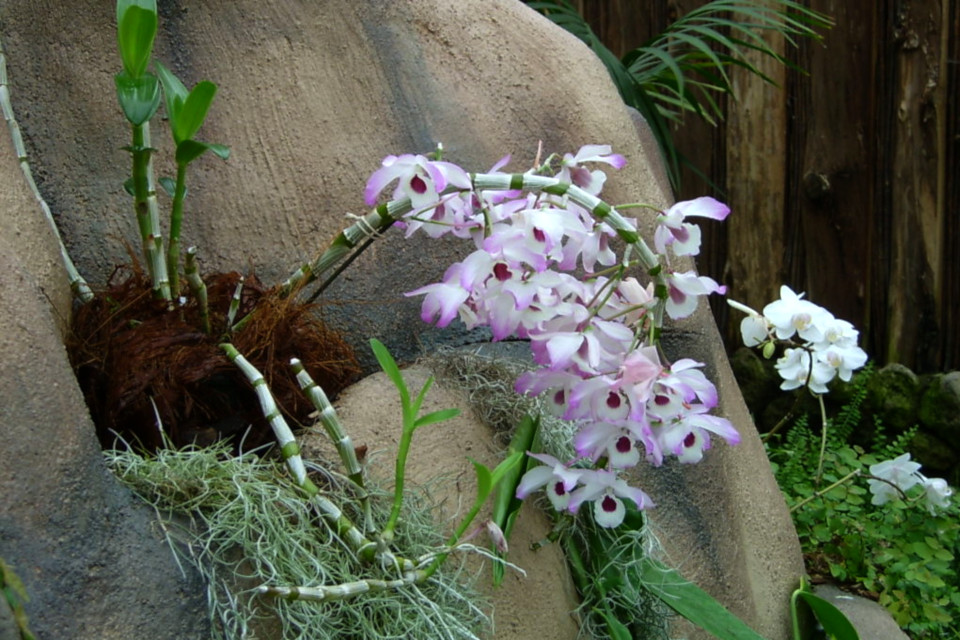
<box><xmin>728</xmin><ymin>286</ymin><xmax>869</xmax><ymax>394</ymax></box>
<box><xmin>728</xmin><ymin>289</ymin><xmax>953</xmax><ymax>514</ymax></box>
<box><xmin>867</xmin><ymin>453</ymin><xmax>952</xmax><ymax>515</ymax></box>
<box><xmin>364</xmin><ymin>145</ymin><xmax>738</xmax><ymax>528</ymax></box>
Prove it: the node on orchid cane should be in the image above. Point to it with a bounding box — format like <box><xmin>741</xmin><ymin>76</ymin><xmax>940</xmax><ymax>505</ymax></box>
<box><xmin>365</xmin><ymin>143</ymin><xmax>738</xmax><ymax>529</ymax></box>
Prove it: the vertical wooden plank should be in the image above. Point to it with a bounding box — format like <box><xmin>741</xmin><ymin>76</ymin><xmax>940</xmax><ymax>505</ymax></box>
<box><xmin>885</xmin><ymin>0</ymin><xmax>946</xmax><ymax>369</ymax></box>
<box><xmin>790</xmin><ymin>0</ymin><xmax>881</xmax><ymax>355</ymax></box>
<box><xmin>942</xmin><ymin>0</ymin><xmax>960</xmax><ymax>369</ymax></box>
<box><xmin>722</xmin><ymin>1</ymin><xmax>788</xmax><ymax>325</ymax></box>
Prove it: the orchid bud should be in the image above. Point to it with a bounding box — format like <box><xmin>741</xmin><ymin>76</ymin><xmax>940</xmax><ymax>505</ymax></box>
<box><xmin>762</xmin><ymin>341</ymin><xmax>776</xmax><ymax>359</ymax></box>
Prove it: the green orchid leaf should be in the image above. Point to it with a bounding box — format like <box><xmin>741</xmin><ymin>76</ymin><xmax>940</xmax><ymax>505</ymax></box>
<box><xmin>205</xmin><ymin>143</ymin><xmax>231</xmax><ymax>160</ymax></box>
<box><xmin>598</xmin><ymin>609</ymin><xmax>632</xmax><ymax>640</ymax></box>
<box><xmin>639</xmin><ymin>558</ymin><xmax>767</xmax><ymax>640</ymax></box>
<box><xmin>412</xmin><ymin>408</ymin><xmax>460</xmax><ymax>429</ymax></box>
<box><xmin>411</xmin><ymin>375</ymin><xmax>435</xmax><ymax>418</ymax></box>
<box><xmin>115</xmin><ymin>71</ymin><xmax>161</xmax><ymax>125</ymax></box>
<box><xmin>370</xmin><ymin>339</ymin><xmax>410</xmax><ymax>410</ymax></box>
<box><xmin>489</xmin><ymin>450</ymin><xmax>525</xmax><ymax>488</ymax></box>
<box><xmin>157</xmin><ymin>176</ymin><xmax>177</xmax><ymax>197</ymax></box>
<box><xmin>491</xmin><ymin>416</ymin><xmax>540</xmax><ymax>585</ymax></box>
<box><xmin>174</xmin><ymin>80</ymin><xmax>217</xmax><ymax>144</ymax></box>
<box><xmin>792</xmin><ymin>578</ymin><xmax>860</xmax><ymax>640</ymax></box>
<box><xmin>154</xmin><ymin>61</ymin><xmax>188</xmax><ymax>124</ymax></box>
<box><xmin>116</xmin><ymin>0</ymin><xmax>156</xmax><ymax>25</ymax></box>
<box><xmin>117</xmin><ymin>5</ymin><xmax>157</xmax><ymax>78</ymax></box>
<box><xmin>470</xmin><ymin>458</ymin><xmax>493</xmax><ymax>504</ymax></box>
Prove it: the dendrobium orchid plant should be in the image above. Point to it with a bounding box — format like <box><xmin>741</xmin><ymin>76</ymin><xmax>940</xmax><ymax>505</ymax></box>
<box><xmin>365</xmin><ymin>145</ymin><xmax>738</xmax><ymax>528</ymax></box>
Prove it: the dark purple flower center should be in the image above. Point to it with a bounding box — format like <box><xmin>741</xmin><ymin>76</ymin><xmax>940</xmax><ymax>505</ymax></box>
<box><xmin>553</xmin><ymin>389</ymin><xmax>566</xmax><ymax>406</ymax></box>
<box><xmin>615</xmin><ymin>436</ymin><xmax>632</xmax><ymax>454</ymax></box>
<box><xmin>654</xmin><ymin>394</ymin><xmax>670</xmax><ymax>406</ymax></box>
<box><xmin>683</xmin><ymin>432</ymin><xmax>696</xmax><ymax>448</ymax></box>
<box><xmin>493</xmin><ymin>263</ymin><xmax>512</xmax><ymax>281</ymax></box>
<box><xmin>410</xmin><ymin>174</ymin><xmax>428</xmax><ymax>194</ymax></box>
<box><xmin>553</xmin><ymin>481</ymin><xmax>567</xmax><ymax>497</ymax></box>
<box><xmin>533</xmin><ymin>228</ymin><xmax>546</xmax><ymax>243</ymax></box>
<box><xmin>601</xmin><ymin>495</ymin><xmax>618</xmax><ymax>513</ymax></box>
<box><xmin>606</xmin><ymin>392</ymin><xmax>621</xmax><ymax>409</ymax></box>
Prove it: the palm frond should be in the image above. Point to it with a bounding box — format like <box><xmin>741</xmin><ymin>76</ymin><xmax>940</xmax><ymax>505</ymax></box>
<box><xmin>526</xmin><ymin>0</ymin><xmax>832</xmax><ymax>194</ymax></box>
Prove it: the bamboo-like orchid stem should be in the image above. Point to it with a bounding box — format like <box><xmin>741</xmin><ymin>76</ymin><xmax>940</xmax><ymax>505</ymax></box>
<box><xmin>220</xmin><ymin>343</ymin><xmax>313</xmax><ymax>490</ymax></box>
<box><xmin>166</xmin><ymin>162</ymin><xmax>189</xmax><ymax>297</ymax></box>
<box><xmin>225</xmin><ymin>279</ymin><xmax>243</xmax><ymax>330</ymax></box>
<box><xmin>184</xmin><ymin>247</ymin><xmax>209</xmax><ymax>334</ymax></box>
<box><xmin>279</xmin><ymin>197</ymin><xmax>415</xmax><ymax>298</ymax></box>
<box><xmin>220</xmin><ymin>344</ymin><xmax>413</xmax><ymax>571</ymax></box>
<box><xmin>0</xmin><ymin>36</ymin><xmax>93</xmax><ymax>303</ymax></box>
<box><xmin>290</xmin><ymin>359</ymin><xmax>364</xmax><ymax>489</ymax></box>
<box><xmin>257</xmin><ymin>570</ymin><xmax>428</xmax><ymax>602</ymax></box>
<box><xmin>281</xmin><ymin>173</ymin><xmax>668</xmax><ymax>336</ymax></box>
<box><xmin>130</xmin><ymin>121</ymin><xmax>171</xmax><ymax>300</ymax></box>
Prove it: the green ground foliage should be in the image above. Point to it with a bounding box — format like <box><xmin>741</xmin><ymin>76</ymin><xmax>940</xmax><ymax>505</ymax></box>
<box><xmin>766</xmin><ymin>369</ymin><xmax>960</xmax><ymax>638</ymax></box>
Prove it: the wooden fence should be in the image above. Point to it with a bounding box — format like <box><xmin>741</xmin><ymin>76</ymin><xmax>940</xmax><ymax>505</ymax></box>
<box><xmin>576</xmin><ymin>0</ymin><xmax>959</xmax><ymax>373</ymax></box>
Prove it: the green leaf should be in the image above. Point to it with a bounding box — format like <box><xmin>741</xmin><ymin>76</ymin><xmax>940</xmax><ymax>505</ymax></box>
<box><xmin>175</xmin><ymin>139</ymin><xmax>229</xmax><ymax>165</ymax></box>
<box><xmin>470</xmin><ymin>458</ymin><xmax>493</xmax><ymax>504</ymax></box>
<box><xmin>205</xmin><ymin>143</ymin><xmax>231</xmax><ymax>160</ymax></box>
<box><xmin>597</xmin><ymin>610</ymin><xmax>632</xmax><ymax>640</ymax></box>
<box><xmin>638</xmin><ymin>558</ymin><xmax>767</xmax><ymax>640</ymax></box>
<box><xmin>154</xmin><ymin>60</ymin><xmax>188</xmax><ymax>124</ymax></box>
<box><xmin>794</xmin><ymin>591</ymin><xmax>860</xmax><ymax>640</ymax></box>
<box><xmin>157</xmin><ymin>176</ymin><xmax>176</xmax><ymax>197</ymax></box>
<box><xmin>370</xmin><ymin>339</ymin><xmax>409</xmax><ymax>409</ymax></box>
<box><xmin>117</xmin><ymin>5</ymin><xmax>157</xmax><ymax>78</ymax></box>
<box><xmin>412</xmin><ymin>408</ymin><xmax>460</xmax><ymax>429</ymax></box>
<box><xmin>489</xmin><ymin>449</ymin><xmax>524</xmax><ymax>488</ymax></box>
<box><xmin>116</xmin><ymin>0</ymin><xmax>156</xmax><ymax>25</ymax></box>
<box><xmin>123</xmin><ymin>177</ymin><xmax>135</xmax><ymax>196</ymax></box>
<box><xmin>114</xmin><ymin>71</ymin><xmax>161</xmax><ymax>125</ymax></box>
<box><xmin>491</xmin><ymin>417</ymin><xmax>539</xmax><ymax>586</ymax></box>
<box><xmin>174</xmin><ymin>81</ymin><xmax>217</xmax><ymax>144</ymax></box>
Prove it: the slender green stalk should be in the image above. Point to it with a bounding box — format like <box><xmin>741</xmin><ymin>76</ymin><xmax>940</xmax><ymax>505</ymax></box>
<box><xmin>291</xmin><ymin>358</ymin><xmax>364</xmax><ymax>489</ymax></box>
<box><xmin>130</xmin><ymin>121</ymin><xmax>171</xmax><ymax>300</ymax></box>
<box><xmin>166</xmin><ymin>161</ymin><xmax>188</xmax><ymax>296</ymax></box>
<box><xmin>790</xmin><ymin>469</ymin><xmax>860</xmax><ymax>513</ymax></box>
<box><xmin>0</xmin><ymin>36</ymin><xmax>93</xmax><ymax>303</ymax></box>
<box><xmin>815</xmin><ymin>393</ymin><xmax>829</xmax><ymax>485</ymax></box>
<box><xmin>225</xmin><ymin>279</ymin><xmax>243</xmax><ymax>329</ymax></box>
<box><xmin>183</xmin><ymin>246</ymin><xmax>209</xmax><ymax>334</ymax></box>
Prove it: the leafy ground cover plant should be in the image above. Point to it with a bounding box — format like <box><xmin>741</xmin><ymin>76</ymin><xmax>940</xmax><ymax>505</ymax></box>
<box><xmin>730</xmin><ymin>293</ymin><xmax>958</xmax><ymax>638</ymax></box>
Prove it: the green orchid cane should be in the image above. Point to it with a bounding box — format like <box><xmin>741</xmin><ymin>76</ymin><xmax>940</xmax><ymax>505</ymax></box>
<box><xmin>0</xmin><ymin>34</ymin><xmax>93</xmax><ymax>303</ymax></box>
<box><xmin>115</xmin><ymin>1</ymin><xmax>170</xmax><ymax>300</ymax></box>
<box><xmin>155</xmin><ymin>61</ymin><xmax>229</xmax><ymax>298</ymax></box>
<box><xmin>282</xmin><ymin>173</ymin><xmax>669</xmax><ymax>343</ymax></box>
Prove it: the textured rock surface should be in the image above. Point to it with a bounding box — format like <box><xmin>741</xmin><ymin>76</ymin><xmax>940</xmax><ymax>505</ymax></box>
<box><xmin>0</xmin><ymin>0</ymin><xmax>804</xmax><ymax>638</ymax></box>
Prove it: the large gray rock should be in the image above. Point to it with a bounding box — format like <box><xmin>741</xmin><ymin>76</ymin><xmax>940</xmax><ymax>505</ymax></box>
<box><xmin>0</xmin><ymin>0</ymin><xmax>803</xmax><ymax>637</ymax></box>
<box><xmin>0</xmin><ymin>86</ymin><xmax>210</xmax><ymax>638</ymax></box>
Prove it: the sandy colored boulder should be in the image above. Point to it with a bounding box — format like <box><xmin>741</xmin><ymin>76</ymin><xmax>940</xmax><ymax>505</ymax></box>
<box><xmin>0</xmin><ymin>0</ymin><xmax>803</xmax><ymax>637</ymax></box>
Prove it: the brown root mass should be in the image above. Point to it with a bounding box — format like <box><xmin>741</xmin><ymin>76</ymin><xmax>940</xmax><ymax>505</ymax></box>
<box><xmin>68</xmin><ymin>265</ymin><xmax>359</xmax><ymax>451</ymax></box>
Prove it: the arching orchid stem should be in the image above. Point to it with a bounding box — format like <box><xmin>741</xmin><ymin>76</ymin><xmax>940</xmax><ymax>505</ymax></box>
<box><xmin>789</xmin><ymin>469</ymin><xmax>861</xmax><ymax>513</ymax></box>
<box><xmin>0</xmin><ymin>36</ymin><xmax>93</xmax><ymax>303</ymax></box>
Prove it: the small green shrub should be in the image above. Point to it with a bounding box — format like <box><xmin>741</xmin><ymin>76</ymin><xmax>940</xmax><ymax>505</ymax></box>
<box><xmin>768</xmin><ymin>369</ymin><xmax>960</xmax><ymax>638</ymax></box>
